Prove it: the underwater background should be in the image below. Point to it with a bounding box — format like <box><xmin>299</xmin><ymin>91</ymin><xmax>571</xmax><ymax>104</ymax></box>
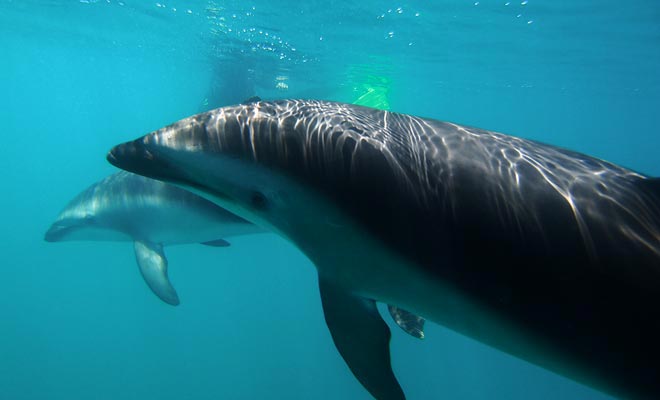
<box><xmin>1</xmin><ymin>1</ymin><xmax>658</xmax><ymax>399</ymax></box>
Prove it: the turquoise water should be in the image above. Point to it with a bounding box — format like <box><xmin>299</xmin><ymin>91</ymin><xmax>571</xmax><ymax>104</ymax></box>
<box><xmin>1</xmin><ymin>1</ymin><xmax>658</xmax><ymax>399</ymax></box>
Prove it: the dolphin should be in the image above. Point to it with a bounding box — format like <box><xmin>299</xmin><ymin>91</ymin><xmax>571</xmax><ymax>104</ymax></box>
<box><xmin>44</xmin><ymin>171</ymin><xmax>263</xmax><ymax>305</ymax></box>
<box><xmin>107</xmin><ymin>100</ymin><xmax>660</xmax><ymax>400</ymax></box>
<box><xmin>44</xmin><ymin>170</ymin><xmax>424</xmax><ymax>338</ymax></box>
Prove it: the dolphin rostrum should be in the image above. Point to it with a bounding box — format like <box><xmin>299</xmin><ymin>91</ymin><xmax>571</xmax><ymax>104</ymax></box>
<box><xmin>107</xmin><ymin>100</ymin><xmax>660</xmax><ymax>399</ymax></box>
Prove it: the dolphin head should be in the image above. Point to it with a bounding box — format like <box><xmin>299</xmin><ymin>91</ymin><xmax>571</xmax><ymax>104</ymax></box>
<box><xmin>44</xmin><ymin>216</ymin><xmax>91</xmax><ymax>242</ymax></box>
<box><xmin>45</xmin><ymin>187</ymin><xmax>132</xmax><ymax>243</ymax></box>
<box><xmin>45</xmin><ymin>212</ymin><xmax>130</xmax><ymax>242</ymax></box>
<box><xmin>107</xmin><ymin>101</ymin><xmax>339</xmax><ymax>237</ymax></box>
<box><xmin>107</xmin><ymin>100</ymin><xmax>421</xmax><ymax>254</ymax></box>
<box><xmin>45</xmin><ymin>183</ymin><xmax>102</xmax><ymax>243</ymax></box>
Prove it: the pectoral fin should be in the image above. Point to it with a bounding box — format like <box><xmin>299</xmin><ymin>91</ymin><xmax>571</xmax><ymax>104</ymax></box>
<box><xmin>388</xmin><ymin>305</ymin><xmax>426</xmax><ymax>339</ymax></box>
<box><xmin>200</xmin><ymin>239</ymin><xmax>231</xmax><ymax>247</ymax></box>
<box><xmin>318</xmin><ymin>278</ymin><xmax>405</xmax><ymax>400</ymax></box>
<box><xmin>134</xmin><ymin>241</ymin><xmax>180</xmax><ymax>306</ymax></box>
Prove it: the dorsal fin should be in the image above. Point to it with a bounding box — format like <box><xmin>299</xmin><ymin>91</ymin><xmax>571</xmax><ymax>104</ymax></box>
<box><xmin>242</xmin><ymin>96</ymin><xmax>261</xmax><ymax>104</ymax></box>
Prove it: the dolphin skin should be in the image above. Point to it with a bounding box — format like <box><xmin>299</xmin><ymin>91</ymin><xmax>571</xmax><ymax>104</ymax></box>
<box><xmin>107</xmin><ymin>100</ymin><xmax>660</xmax><ymax>399</ymax></box>
<box><xmin>45</xmin><ymin>171</ymin><xmax>263</xmax><ymax>305</ymax></box>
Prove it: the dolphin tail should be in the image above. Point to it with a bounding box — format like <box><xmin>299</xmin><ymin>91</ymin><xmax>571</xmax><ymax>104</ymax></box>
<box><xmin>134</xmin><ymin>241</ymin><xmax>180</xmax><ymax>306</ymax></box>
<box><xmin>318</xmin><ymin>278</ymin><xmax>405</xmax><ymax>400</ymax></box>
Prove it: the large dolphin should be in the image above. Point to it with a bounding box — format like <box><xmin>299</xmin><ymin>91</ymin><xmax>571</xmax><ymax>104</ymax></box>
<box><xmin>45</xmin><ymin>171</ymin><xmax>263</xmax><ymax>305</ymax></box>
<box><xmin>107</xmin><ymin>100</ymin><xmax>660</xmax><ymax>400</ymax></box>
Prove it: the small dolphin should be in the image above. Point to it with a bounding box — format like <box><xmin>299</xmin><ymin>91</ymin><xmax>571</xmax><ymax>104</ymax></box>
<box><xmin>107</xmin><ymin>100</ymin><xmax>660</xmax><ymax>400</ymax></box>
<box><xmin>45</xmin><ymin>171</ymin><xmax>262</xmax><ymax>305</ymax></box>
<box><xmin>44</xmin><ymin>170</ymin><xmax>423</xmax><ymax>338</ymax></box>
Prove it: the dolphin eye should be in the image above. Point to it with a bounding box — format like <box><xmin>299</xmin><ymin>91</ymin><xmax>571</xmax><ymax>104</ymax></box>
<box><xmin>249</xmin><ymin>190</ymin><xmax>269</xmax><ymax>211</ymax></box>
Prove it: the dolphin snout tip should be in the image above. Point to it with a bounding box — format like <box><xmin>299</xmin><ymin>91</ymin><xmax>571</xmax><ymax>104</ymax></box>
<box><xmin>106</xmin><ymin>139</ymin><xmax>152</xmax><ymax>175</ymax></box>
<box><xmin>106</xmin><ymin>147</ymin><xmax>119</xmax><ymax>167</ymax></box>
<box><xmin>107</xmin><ymin>140</ymin><xmax>140</xmax><ymax>169</ymax></box>
<box><xmin>107</xmin><ymin>138</ymin><xmax>179</xmax><ymax>183</ymax></box>
<box><xmin>44</xmin><ymin>225</ymin><xmax>62</xmax><ymax>242</ymax></box>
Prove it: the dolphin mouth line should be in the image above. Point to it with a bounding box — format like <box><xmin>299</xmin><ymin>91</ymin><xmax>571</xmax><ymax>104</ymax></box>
<box><xmin>106</xmin><ymin>149</ymin><xmax>118</xmax><ymax>165</ymax></box>
<box><xmin>44</xmin><ymin>224</ymin><xmax>68</xmax><ymax>242</ymax></box>
<box><xmin>109</xmin><ymin>143</ymin><xmax>233</xmax><ymax>209</ymax></box>
<box><xmin>44</xmin><ymin>232</ymin><xmax>58</xmax><ymax>242</ymax></box>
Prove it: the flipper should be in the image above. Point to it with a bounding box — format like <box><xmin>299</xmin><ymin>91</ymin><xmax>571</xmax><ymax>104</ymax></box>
<box><xmin>134</xmin><ymin>241</ymin><xmax>180</xmax><ymax>306</ymax></box>
<box><xmin>200</xmin><ymin>239</ymin><xmax>231</xmax><ymax>247</ymax></box>
<box><xmin>388</xmin><ymin>305</ymin><xmax>425</xmax><ymax>340</ymax></box>
<box><xmin>318</xmin><ymin>278</ymin><xmax>405</xmax><ymax>400</ymax></box>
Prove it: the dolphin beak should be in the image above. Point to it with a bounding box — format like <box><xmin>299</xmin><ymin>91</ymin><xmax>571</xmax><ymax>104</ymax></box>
<box><xmin>108</xmin><ymin>137</ymin><xmax>199</xmax><ymax>189</ymax></box>
<box><xmin>106</xmin><ymin>146</ymin><xmax>119</xmax><ymax>166</ymax></box>
<box><xmin>107</xmin><ymin>139</ymin><xmax>171</xmax><ymax>182</ymax></box>
<box><xmin>107</xmin><ymin>139</ymin><xmax>149</xmax><ymax>172</ymax></box>
<box><xmin>44</xmin><ymin>224</ymin><xmax>65</xmax><ymax>242</ymax></box>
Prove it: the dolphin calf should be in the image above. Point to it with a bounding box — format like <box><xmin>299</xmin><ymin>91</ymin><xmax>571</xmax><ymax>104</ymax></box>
<box><xmin>45</xmin><ymin>171</ymin><xmax>263</xmax><ymax>305</ymax></box>
<box><xmin>44</xmin><ymin>170</ymin><xmax>424</xmax><ymax>338</ymax></box>
<box><xmin>107</xmin><ymin>100</ymin><xmax>660</xmax><ymax>400</ymax></box>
